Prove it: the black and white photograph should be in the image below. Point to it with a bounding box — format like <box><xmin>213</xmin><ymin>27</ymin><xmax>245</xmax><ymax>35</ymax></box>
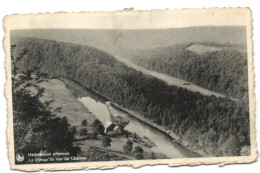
<box><xmin>3</xmin><ymin>8</ymin><xmax>257</xmax><ymax>171</ymax></box>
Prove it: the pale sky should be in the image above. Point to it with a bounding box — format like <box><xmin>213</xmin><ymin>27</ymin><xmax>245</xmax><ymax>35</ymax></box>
<box><xmin>5</xmin><ymin>8</ymin><xmax>250</xmax><ymax>30</ymax></box>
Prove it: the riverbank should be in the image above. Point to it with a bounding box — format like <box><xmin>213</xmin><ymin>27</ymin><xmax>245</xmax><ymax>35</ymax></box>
<box><xmin>114</xmin><ymin>55</ymin><xmax>237</xmax><ymax>101</ymax></box>
<box><xmin>107</xmin><ymin>102</ymin><xmax>202</xmax><ymax>157</ymax></box>
<box><xmin>108</xmin><ymin>102</ymin><xmax>180</xmax><ymax>141</ymax></box>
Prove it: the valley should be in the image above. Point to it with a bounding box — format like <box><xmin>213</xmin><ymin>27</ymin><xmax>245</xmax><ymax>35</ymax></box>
<box><xmin>12</xmin><ymin>36</ymin><xmax>250</xmax><ymax>158</ymax></box>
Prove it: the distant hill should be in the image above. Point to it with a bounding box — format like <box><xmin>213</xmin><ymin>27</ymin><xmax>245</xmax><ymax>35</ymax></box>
<box><xmin>11</xmin><ymin>26</ymin><xmax>247</xmax><ymax>56</ymax></box>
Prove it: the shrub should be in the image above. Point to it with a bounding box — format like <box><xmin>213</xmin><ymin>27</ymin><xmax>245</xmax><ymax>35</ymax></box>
<box><xmin>115</xmin><ymin>127</ymin><xmax>123</xmax><ymax>135</ymax></box>
<box><xmin>134</xmin><ymin>146</ymin><xmax>143</xmax><ymax>154</ymax></box>
<box><xmin>90</xmin><ymin>130</ymin><xmax>98</xmax><ymax>139</ymax></box>
<box><xmin>145</xmin><ymin>152</ymin><xmax>156</xmax><ymax>159</ymax></box>
<box><xmin>135</xmin><ymin>153</ymin><xmax>144</xmax><ymax>160</ymax></box>
<box><xmin>92</xmin><ymin>119</ymin><xmax>101</xmax><ymax>127</ymax></box>
<box><xmin>102</xmin><ymin>136</ymin><xmax>112</xmax><ymax>149</ymax></box>
<box><xmin>123</xmin><ymin>140</ymin><xmax>133</xmax><ymax>153</ymax></box>
<box><xmin>81</xmin><ymin>119</ymin><xmax>87</xmax><ymax>126</ymax></box>
<box><xmin>96</xmin><ymin>123</ymin><xmax>105</xmax><ymax>135</ymax></box>
<box><xmin>79</xmin><ymin>128</ymin><xmax>88</xmax><ymax>136</ymax></box>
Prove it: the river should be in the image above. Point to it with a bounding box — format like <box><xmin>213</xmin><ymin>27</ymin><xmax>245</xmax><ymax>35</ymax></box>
<box><xmin>113</xmin><ymin>55</ymin><xmax>237</xmax><ymax>101</ymax></box>
<box><xmin>78</xmin><ymin>96</ymin><xmax>199</xmax><ymax>159</ymax></box>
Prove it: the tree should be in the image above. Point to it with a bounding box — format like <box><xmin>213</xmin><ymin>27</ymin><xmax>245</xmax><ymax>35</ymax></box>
<box><xmin>79</xmin><ymin>128</ymin><xmax>88</xmax><ymax>136</ymax></box>
<box><xmin>81</xmin><ymin>119</ymin><xmax>87</xmax><ymax>126</ymax></box>
<box><xmin>134</xmin><ymin>146</ymin><xmax>144</xmax><ymax>159</ymax></box>
<box><xmin>90</xmin><ymin>130</ymin><xmax>98</xmax><ymax>139</ymax></box>
<box><xmin>111</xmin><ymin>115</ymin><xmax>129</xmax><ymax>129</ymax></box>
<box><xmin>11</xmin><ymin>45</ymin><xmax>76</xmax><ymax>156</ymax></box>
<box><xmin>135</xmin><ymin>153</ymin><xmax>144</xmax><ymax>160</ymax></box>
<box><xmin>96</xmin><ymin>123</ymin><xmax>105</xmax><ymax>135</ymax></box>
<box><xmin>220</xmin><ymin>135</ymin><xmax>240</xmax><ymax>156</ymax></box>
<box><xmin>134</xmin><ymin>146</ymin><xmax>143</xmax><ymax>154</ymax></box>
<box><xmin>71</xmin><ymin>126</ymin><xmax>77</xmax><ymax>135</ymax></box>
<box><xmin>123</xmin><ymin>140</ymin><xmax>133</xmax><ymax>153</ymax></box>
<box><xmin>115</xmin><ymin>127</ymin><xmax>123</xmax><ymax>135</ymax></box>
<box><xmin>92</xmin><ymin>119</ymin><xmax>101</xmax><ymax>127</ymax></box>
<box><xmin>102</xmin><ymin>136</ymin><xmax>112</xmax><ymax>150</ymax></box>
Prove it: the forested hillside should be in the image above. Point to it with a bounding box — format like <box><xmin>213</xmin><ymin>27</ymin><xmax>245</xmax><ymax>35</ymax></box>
<box><xmin>12</xmin><ymin>37</ymin><xmax>250</xmax><ymax>156</ymax></box>
<box><xmin>127</xmin><ymin>43</ymin><xmax>248</xmax><ymax>100</ymax></box>
<box><xmin>11</xmin><ymin>45</ymin><xmax>79</xmax><ymax>163</ymax></box>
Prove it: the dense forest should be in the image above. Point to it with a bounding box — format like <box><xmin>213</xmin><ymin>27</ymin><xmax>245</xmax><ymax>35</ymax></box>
<box><xmin>127</xmin><ymin>43</ymin><xmax>248</xmax><ymax>100</ymax></box>
<box><xmin>12</xmin><ymin>37</ymin><xmax>250</xmax><ymax>157</ymax></box>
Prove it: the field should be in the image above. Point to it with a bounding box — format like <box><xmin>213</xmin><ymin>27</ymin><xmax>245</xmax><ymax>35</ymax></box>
<box><xmin>38</xmin><ymin>79</ymin><xmax>96</xmax><ymax>126</ymax></box>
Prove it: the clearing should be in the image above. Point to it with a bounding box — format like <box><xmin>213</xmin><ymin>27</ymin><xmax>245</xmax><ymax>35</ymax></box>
<box><xmin>186</xmin><ymin>44</ymin><xmax>221</xmax><ymax>54</ymax></box>
<box><xmin>38</xmin><ymin>79</ymin><xmax>96</xmax><ymax>126</ymax></box>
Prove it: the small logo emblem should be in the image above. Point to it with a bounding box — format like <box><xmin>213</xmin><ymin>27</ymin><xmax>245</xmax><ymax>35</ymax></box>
<box><xmin>16</xmin><ymin>154</ymin><xmax>24</xmax><ymax>162</ymax></box>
